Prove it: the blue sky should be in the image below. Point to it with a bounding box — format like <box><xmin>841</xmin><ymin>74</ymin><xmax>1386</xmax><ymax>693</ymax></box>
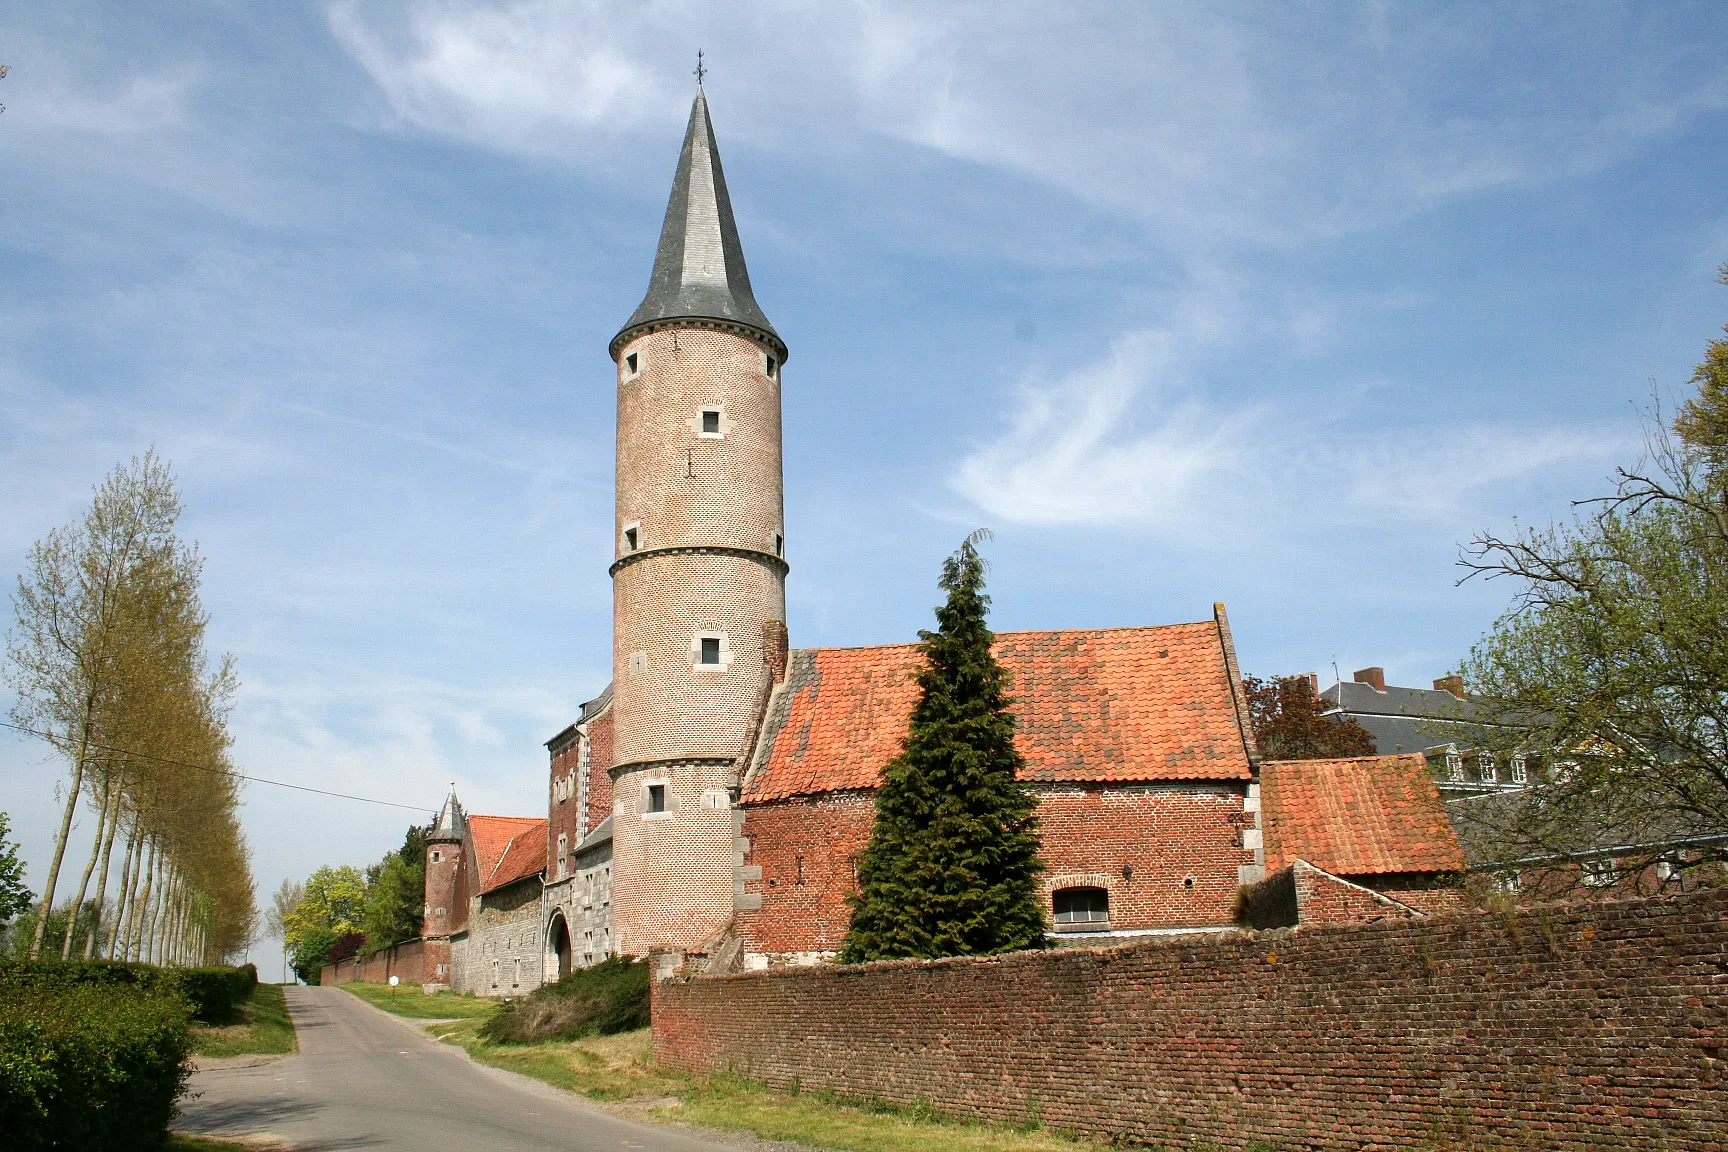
<box><xmin>3</xmin><ymin>1</ymin><xmax>1726</xmax><ymax>974</ymax></box>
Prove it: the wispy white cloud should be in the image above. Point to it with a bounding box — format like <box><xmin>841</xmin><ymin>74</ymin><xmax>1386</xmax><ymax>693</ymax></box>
<box><xmin>326</xmin><ymin>1</ymin><xmax>1728</xmax><ymax>248</ymax></box>
<box><xmin>952</xmin><ymin>319</ymin><xmax>1630</xmax><ymax>537</ymax></box>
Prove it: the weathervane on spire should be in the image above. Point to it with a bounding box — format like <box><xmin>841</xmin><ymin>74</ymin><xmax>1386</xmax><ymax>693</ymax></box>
<box><xmin>694</xmin><ymin>50</ymin><xmax>706</xmax><ymax>87</ymax></box>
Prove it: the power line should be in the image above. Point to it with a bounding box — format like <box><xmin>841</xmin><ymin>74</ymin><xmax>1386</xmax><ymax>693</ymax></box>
<box><xmin>0</xmin><ymin>720</ymin><xmax>432</xmax><ymax>813</ymax></box>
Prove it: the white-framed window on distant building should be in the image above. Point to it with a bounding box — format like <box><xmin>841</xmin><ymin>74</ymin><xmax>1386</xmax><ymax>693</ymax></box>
<box><xmin>1445</xmin><ymin>747</ymin><xmax>1464</xmax><ymax>781</ymax></box>
<box><xmin>512</xmin><ymin>958</ymin><xmax>521</xmax><ymax>989</ymax></box>
<box><xmin>491</xmin><ymin>959</ymin><xmax>500</xmax><ymax>989</ymax></box>
<box><xmin>1477</xmin><ymin>752</ymin><xmax>1496</xmax><ymax>784</ymax></box>
<box><xmin>557</xmin><ymin>832</ymin><xmax>569</xmax><ymax>879</ymax></box>
<box><xmin>1511</xmin><ymin>753</ymin><xmax>1529</xmax><ymax>784</ymax></box>
<box><xmin>1582</xmin><ymin>859</ymin><xmax>1616</xmax><ymax>888</ymax></box>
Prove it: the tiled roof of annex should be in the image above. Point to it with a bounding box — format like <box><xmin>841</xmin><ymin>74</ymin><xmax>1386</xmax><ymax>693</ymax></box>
<box><xmin>468</xmin><ymin>814</ymin><xmax>547</xmax><ymax>894</ymax></box>
<box><xmin>1259</xmin><ymin>754</ymin><xmax>1465</xmax><ymax>876</ymax></box>
<box><xmin>742</xmin><ymin>620</ymin><xmax>1255</xmax><ymax>803</ymax></box>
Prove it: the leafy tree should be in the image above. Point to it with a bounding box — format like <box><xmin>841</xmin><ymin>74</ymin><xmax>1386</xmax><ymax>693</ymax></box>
<box><xmin>1244</xmin><ymin>674</ymin><xmax>1377</xmax><ymax>760</ymax></box>
<box><xmin>283</xmin><ymin>865</ymin><xmax>365</xmax><ymax>981</ymax></box>
<box><xmin>0</xmin><ymin>813</ymin><xmax>30</xmax><ymax>930</ymax></box>
<box><xmin>1459</xmin><ymin>265</ymin><xmax>1728</xmax><ymax>884</ymax></box>
<box><xmin>841</xmin><ymin>531</ymin><xmax>1046</xmax><ymax>962</ymax></box>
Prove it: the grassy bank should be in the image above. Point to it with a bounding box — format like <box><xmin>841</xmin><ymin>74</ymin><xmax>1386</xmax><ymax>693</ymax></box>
<box><xmin>437</xmin><ymin>1020</ymin><xmax>1102</xmax><ymax>1152</ymax></box>
<box><xmin>189</xmin><ymin>983</ymin><xmax>297</xmax><ymax>1058</ymax></box>
<box><xmin>337</xmin><ymin>980</ymin><xmax>498</xmax><ymax>1020</ymax></box>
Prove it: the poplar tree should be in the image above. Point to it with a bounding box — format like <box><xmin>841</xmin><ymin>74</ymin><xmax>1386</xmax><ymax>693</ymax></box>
<box><xmin>841</xmin><ymin>531</ymin><xmax>1046</xmax><ymax>962</ymax></box>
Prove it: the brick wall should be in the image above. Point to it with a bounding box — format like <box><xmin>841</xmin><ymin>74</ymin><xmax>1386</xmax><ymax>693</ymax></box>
<box><xmin>549</xmin><ymin>736</ymin><xmax>582</xmax><ymax>879</ymax></box>
<box><xmin>318</xmin><ymin>937</ymin><xmax>427</xmax><ymax>987</ymax></box>
<box><xmin>655</xmin><ymin>888</ymin><xmax>1728</xmax><ymax>1151</ymax></box>
<box><xmin>585</xmin><ymin>708</ymin><xmax>613</xmax><ymax>837</ymax></box>
<box><xmin>737</xmin><ymin>784</ymin><xmax>1253</xmax><ymax>958</ymax></box>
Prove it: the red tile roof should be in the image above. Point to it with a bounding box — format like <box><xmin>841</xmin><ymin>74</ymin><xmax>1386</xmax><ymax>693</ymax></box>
<box><xmin>1259</xmin><ymin>754</ymin><xmax>1465</xmax><ymax>876</ymax></box>
<box><xmin>468</xmin><ymin>814</ymin><xmax>547</xmax><ymax>893</ymax></box>
<box><xmin>743</xmin><ymin>621</ymin><xmax>1254</xmax><ymax>802</ymax></box>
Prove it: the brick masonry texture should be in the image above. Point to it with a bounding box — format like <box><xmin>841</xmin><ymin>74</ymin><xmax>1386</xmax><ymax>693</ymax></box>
<box><xmin>737</xmin><ymin>784</ymin><xmax>1257</xmax><ymax>955</ymax></box>
<box><xmin>320</xmin><ymin>938</ymin><xmax>428</xmax><ymax>987</ymax></box>
<box><xmin>613</xmin><ymin>757</ymin><xmax>742</xmax><ymax>955</ymax></box>
<box><xmin>656</xmin><ymin>887</ymin><xmax>1728</xmax><ymax>1151</ymax></box>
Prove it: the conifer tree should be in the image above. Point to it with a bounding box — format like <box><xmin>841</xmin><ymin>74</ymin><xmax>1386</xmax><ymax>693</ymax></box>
<box><xmin>841</xmin><ymin>531</ymin><xmax>1045</xmax><ymax>962</ymax></box>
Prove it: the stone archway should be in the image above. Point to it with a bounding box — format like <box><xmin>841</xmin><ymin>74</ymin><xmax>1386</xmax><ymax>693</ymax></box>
<box><xmin>547</xmin><ymin>911</ymin><xmax>572</xmax><ymax>980</ymax></box>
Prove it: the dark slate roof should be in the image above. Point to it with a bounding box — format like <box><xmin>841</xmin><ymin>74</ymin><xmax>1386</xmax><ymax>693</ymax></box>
<box><xmin>1321</xmin><ymin>681</ymin><xmax>1499</xmax><ymax>755</ymax></box>
<box><xmin>429</xmin><ymin>785</ymin><xmax>467</xmax><ymax>842</ymax></box>
<box><xmin>611</xmin><ymin>90</ymin><xmax>783</xmax><ymax>362</ymax></box>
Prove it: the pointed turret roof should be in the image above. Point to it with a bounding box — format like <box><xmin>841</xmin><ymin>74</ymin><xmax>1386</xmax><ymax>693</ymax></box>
<box><xmin>429</xmin><ymin>783</ymin><xmax>467</xmax><ymax>843</ymax></box>
<box><xmin>611</xmin><ymin>89</ymin><xmax>785</xmax><ymax>363</ymax></box>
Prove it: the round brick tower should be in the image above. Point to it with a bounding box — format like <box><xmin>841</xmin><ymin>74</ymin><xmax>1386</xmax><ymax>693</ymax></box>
<box><xmin>422</xmin><ymin>785</ymin><xmax>466</xmax><ymax>985</ymax></box>
<box><xmin>607</xmin><ymin>86</ymin><xmax>788</xmax><ymax>958</ymax></box>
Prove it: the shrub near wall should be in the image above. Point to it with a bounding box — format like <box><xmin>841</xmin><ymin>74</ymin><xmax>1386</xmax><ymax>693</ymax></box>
<box><xmin>656</xmin><ymin>888</ymin><xmax>1728</xmax><ymax>1152</ymax></box>
<box><xmin>0</xmin><ymin>980</ymin><xmax>191</xmax><ymax>1152</ymax></box>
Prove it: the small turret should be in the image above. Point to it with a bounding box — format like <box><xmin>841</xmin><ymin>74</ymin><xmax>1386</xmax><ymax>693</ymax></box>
<box><xmin>423</xmin><ymin>784</ymin><xmax>467</xmax><ymax>945</ymax></box>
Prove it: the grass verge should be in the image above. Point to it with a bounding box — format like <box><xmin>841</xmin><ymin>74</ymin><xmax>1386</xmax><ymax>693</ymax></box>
<box><xmin>189</xmin><ymin>983</ymin><xmax>297</xmax><ymax>1058</ymax></box>
<box><xmin>168</xmin><ymin>1135</ymin><xmax>259</xmax><ymax>1151</ymax></box>
<box><xmin>438</xmin><ymin>1022</ymin><xmax>1104</xmax><ymax>1152</ymax></box>
<box><xmin>338</xmin><ymin>980</ymin><xmax>499</xmax><ymax>1020</ymax></box>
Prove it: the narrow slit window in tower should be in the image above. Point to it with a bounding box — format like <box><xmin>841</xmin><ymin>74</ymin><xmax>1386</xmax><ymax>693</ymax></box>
<box><xmin>773</xmin><ymin>532</ymin><xmax>784</xmax><ymax>557</ymax></box>
<box><xmin>647</xmin><ymin>784</ymin><xmax>666</xmax><ymax>814</ymax></box>
<box><xmin>624</xmin><ymin>526</ymin><xmax>639</xmax><ymax>552</ymax></box>
<box><xmin>764</xmin><ymin>354</ymin><xmax>777</xmax><ymax>377</ymax></box>
<box><xmin>699</xmin><ymin>637</ymin><xmax>721</xmax><ymax>665</ymax></box>
<box><xmin>625</xmin><ymin>352</ymin><xmax>639</xmax><ymax>376</ymax></box>
<box><xmin>700</xmin><ymin>408</ymin><xmax>721</xmax><ymax>434</ymax></box>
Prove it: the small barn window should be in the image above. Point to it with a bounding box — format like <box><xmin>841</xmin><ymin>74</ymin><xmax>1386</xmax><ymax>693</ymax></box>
<box><xmin>646</xmin><ymin>784</ymin><xmax>667</xmax><ymax>814</ymax></box>
<box><xmin>1053</xmin><ymin>887</ymin><xmax>1109</xmax><ymax>927</ymax></box>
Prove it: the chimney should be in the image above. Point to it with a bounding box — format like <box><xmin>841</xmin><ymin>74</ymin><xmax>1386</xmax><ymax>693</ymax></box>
<box><xmin>763</xmin><ymin>619</ymin><xmax>789</xmax><ymax>684</ymax></box>
<box><xmin>1305</xmin><ymin>672</ymin><xmax>1320</xmax><ymax>697</ymax></box>
<box><xmin>1353</xmin><ymin>666</ymin><xmax>1386</xmax><ymax>693</ymax></box>
<box><xmin>1433</xmin><ymin>675</ymin><xmax>1464</xmax><ymax>699</ymax></box>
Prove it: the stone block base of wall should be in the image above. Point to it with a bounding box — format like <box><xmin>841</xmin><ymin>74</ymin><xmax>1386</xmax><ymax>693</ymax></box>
<box><xmin>654</xmin><ymin>888</ymin><xmax>1728</xmax><ymax>1151</ymax></box>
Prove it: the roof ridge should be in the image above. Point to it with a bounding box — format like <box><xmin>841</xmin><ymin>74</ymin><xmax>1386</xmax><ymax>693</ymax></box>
<box><xmin>794</xmin><ymin>620</ymin><xmax>1220</xmax><ymax>656</ymax></box>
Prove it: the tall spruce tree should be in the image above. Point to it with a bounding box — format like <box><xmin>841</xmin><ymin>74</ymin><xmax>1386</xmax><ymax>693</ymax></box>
<box><xmin>841</xmin><ymin>531</ymin><xmax>1046</xmax><ymax>962</ymax></box>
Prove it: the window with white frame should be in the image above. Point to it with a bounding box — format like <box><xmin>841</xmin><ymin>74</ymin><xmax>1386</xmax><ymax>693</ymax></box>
<box><xmin>692</xmin><ymin>632</ymin><xmax>730</xmax><ymax>669</ymax></box>
<box><xmin>1477</xmin><ymin>752</ymin><xmax>1496</xmax><ymax>783</ymax></box>
<box><xmin>1510</xmin><ymin>753</ymin><xmax>1529</xmax><ymax>784</ymax></box>
<box><xmin>622</xmin><ymin>522</ymin><xmax>642</xmax><ymax>553</ymax></box>
<box><xmin>1582</xmin><ymin>859</ymin><xmax>1616</xmax><ymax>888</ymax></box>
<box><xmin>699</xmin><ymin>407</ymin><xmax>722</xmax><ymax>437</ymax></box>
<box><xmin>623</xmin><ymin>351</ymin><xmax>641</xmax><ymax>379</ymax></box>
<box><xmin>1444</xmin><ymin>747</ymin><xmax>1464</xmax><ymax>781</ymax></box>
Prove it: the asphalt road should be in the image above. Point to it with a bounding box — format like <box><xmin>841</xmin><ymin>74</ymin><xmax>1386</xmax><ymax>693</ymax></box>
<box><xmin>175</xmin><ymin>985</ymin><xmax>746</xmax><ymax>1152</ymax></box>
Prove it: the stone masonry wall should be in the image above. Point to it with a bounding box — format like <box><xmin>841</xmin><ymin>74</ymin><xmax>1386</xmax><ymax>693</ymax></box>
<box><xmin>655</xmin><ymin>888</ymin><xmax>1728</xmax><ymax>1151</ymax></box>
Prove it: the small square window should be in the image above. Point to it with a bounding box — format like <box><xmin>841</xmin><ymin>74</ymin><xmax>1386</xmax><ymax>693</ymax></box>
<box><xmin>699</xmin><ymin>637</ymin><xmax>721</xmax><ymax>665</ymax></box>
<box><xmin>430</xmin><ymin>850</ymin><xmax>441</xmax><ymax>863</ymax></box>
<box><xmin>624</xmin><ymin>526</ymin><xmax>639</xmax><ymax>551</ymax></box>
<box><xmin>701</xmin><ymin>409</ymin><xmax>720</xmax><ymax>434</ymax></box>
<box><xmin>647</xmin><ymin>784</ymin><xmax>666</xmax><ymax>813</ymax></box>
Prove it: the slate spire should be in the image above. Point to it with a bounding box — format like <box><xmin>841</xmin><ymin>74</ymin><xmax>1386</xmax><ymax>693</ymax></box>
<box><xmin>611</xmin><ymin>88</ymin><xmax>785</xmax><ymax>362</ymax></box>
<box><xmin>430</xmin><ymin>782</ymin><xmax>466</xmax><ymax>842</ymax></box>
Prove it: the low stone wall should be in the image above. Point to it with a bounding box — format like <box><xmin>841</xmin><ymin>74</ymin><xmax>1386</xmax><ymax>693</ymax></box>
<box><xmin>654</xmin><ymin>888</ymin><xmax>1728</xmax><ymax>1151</ymax></box>
<box><xmin>318</xmin><ymin>938</ymin><xmax>427</xmax><ymax>987</ymax></box>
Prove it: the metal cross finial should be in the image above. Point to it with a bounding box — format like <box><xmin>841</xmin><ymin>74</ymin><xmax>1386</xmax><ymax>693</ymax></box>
<box><xmin>694</xmin><ymin>50</ymin><xmax>706</xmax><ymax>87</ymax></box>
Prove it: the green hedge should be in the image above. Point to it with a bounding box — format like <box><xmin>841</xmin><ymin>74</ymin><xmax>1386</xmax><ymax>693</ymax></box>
<box><xmin>0</xmin><ymin>980</ymin><xmax>191</xmax><ymax>1151</ymax></box>
<box><xmin>0</xmin><ymin>960</ymin><xmax>258</xmax><ymax>1024</ymax></box>
<box><xmin>479</xmin><ymin>956</ymin><xmax>650</xmax><ymax>1044</ymax></box>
